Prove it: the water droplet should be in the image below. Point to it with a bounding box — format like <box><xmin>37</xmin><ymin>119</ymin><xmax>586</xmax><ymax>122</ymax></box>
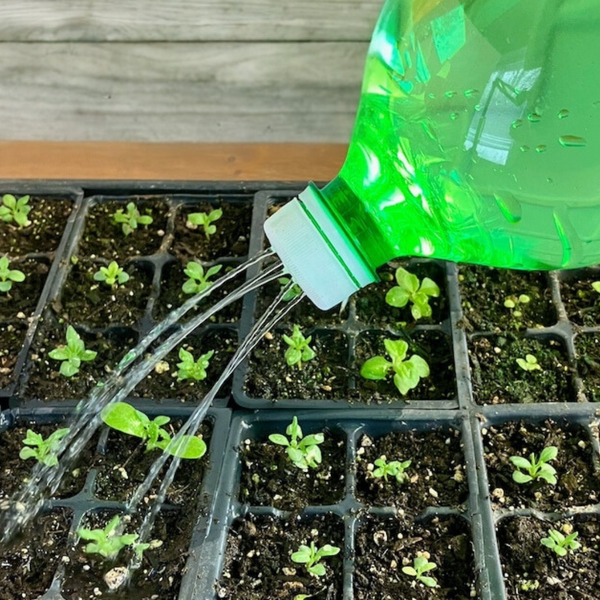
<box><xmin>535</xmin><ymin>144</ymin><xmax>547</xmax><ymax>153</ymax></box>
<box><xmin>464</xmin><ymin>89</ymin><xmax>479</xmax><ymax>98</ymax></box>
<box><xmin>559</xmin><ymin>135</ymin><xmax>586</xmax><ymax>147</ymax></box>
<box><xmin>528</xmin><ymin>112</ymin><xmax>542</xmax><ymax>123</ymax></box>
<box><xmin>427</xmin><ymin>92</ymin><xmax>436</xmax><ymax>99</ymax></box>
<box><xmin>494</xmin><ymin>193</ymin><xmax>522</xmax><ymax>224</ymax></box>
<box><xmin>547</xmin><ymin>177</ymin><xmax>554</xmax><ymax>184</ymax></box>
<box><xmin>445</xmin><ymin>91</ymin><xmax>457</xmax><ymax>98</ymax></box>
<box><xmin>450</xmin><ymin>112</ymin><xmax>459</xmax><ymax>121</ymax></box>
<box><xmin>558</xmin><ymin>109</ymin><xmax>569</xmax><ymax>119</ymax></box>
<box><xmin>520</xmin><ymin>145</ymin><xmax>530</xmax><ymax>152</ymax></box>
<box><xmin>474</xmin><ymin>104</ymin><xmax>482</xmax><ymax>112</ymax></box>
<box><xmin>511</xmin><ymin>119</ymin><xmax>523</xmax><ymax>129</ymax></box>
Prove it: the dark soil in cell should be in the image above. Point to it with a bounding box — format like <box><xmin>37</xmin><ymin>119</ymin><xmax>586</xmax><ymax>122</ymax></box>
<box><xmin>560</xmin><ymin>270</ymin><xmax>600</xmax><ymax>327</ymax></box>
<box><xmin>0</xmin><ymin>258</ymin><xmax>49</xmax><ymax>320</ymax></box>
<box><xmin>354</xmin><ymin>261</ymin><xmax>448</xmax><ymax>327</ymax></box>
<box><xmin>23</xmin><ymin>322</ymin><xmax>137</xmax><ymax>401</ymax></box>
<box><xmin>170</xmin><ymin>201</ymin><xmax>252</xmax><ymax>261</ymax></box>
<box><xmin>152</xmin><ymin>260</ymin><xmax>244</xmax><ymax>324</ymax></box>
<box><xmin>62</xmin><ymin>509</ymin><xmax>192</xmax><ymax>600</ymax></box>
<box><xmin>92</xmin><ymin>422</ymin><xmax>211</xmax><ymax>505</ymax></box>
<box><xmin>354</xmin><ymin>515</ymin><xmax>475</xmax><ymax>600</ymax></box>
<box><xmin>50</xmin><ymin>259</ymin><xmax>152</xmax><ymax>328</ymax></box>
<box><xmin>458</xmin><ymin>266</ymin><xmax>555</xmax><ymax>331</ymax></box>
<box><xmin>244</xmin><ymin>329</ymin><xmax>349</xmax><ymax>401</ymax></box>
<box><xmin>0</xmin><ymin>321</ymin><xmax>27</xmax><ymax>388</ymax></box>
<box><xmin>217</xmin><ymin>514</ymin><xmax>344</xmax><ymax>600</ymax></box>
<box><xmin>482</xmin><ymin>420</ymin><xmax>600</xmax><ymax>510</ymax></box>
<box><xmin>498</xmin><ymin>516</ymin><xmax>600</xmax><ymax>599</ymax></box>
<box><xmin>254</xmin><ymin>279</ymin><xmax>349</xmax><ymax>329</ymax></box>
<box><xmin>132</xmin><ymin>327</ymin><xmax>237</xmax><ymax>402</ymax></box>
<box><xmin>77</xmin><ymin>200</ymin><xmax>170</xmax><ymax>259</ymax></box>
<box><xmin>355</xmin><ymin>428</ymin><xmax>468</xmax><ymax>513</ymax></box>
<box><xmin>0</xmin><ymin>425</ymin><xmax>97</xmax><ymax>500</ymax></box>
<box><xmin>575</xmin><ymin>332</ymin><xmax>600</xmax><ymax>402</ymax></box>
<box><xmin>0</xmin><ymin>509</ymin><xmax>72</xmax><ymax>600</ymax></box>
<box><xmin>351</xmin><ymin>330</ymin><xmax>456</xmax><ymax>403</ymax></box>
<box><xmin>469</xmin><ymin>334</ymin><xmax>574</xmax><ymax>404</ymax></box>
<box><xmin>238</xmin><ymin>429</ymin><xmax>346</xmax><ymax>510</ymax></box>
<box><xmin>0</xmin><ymin>198</ymin><xmax>73</xmax><ymax>256</ymax></box>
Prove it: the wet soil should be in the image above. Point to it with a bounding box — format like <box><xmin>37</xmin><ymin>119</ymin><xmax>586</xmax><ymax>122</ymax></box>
<box><xmin>0</xmin><ymin>198</ymin><xmax>73</xmax><ymax>256</ymax></box>
<box><xmin>482</xmin><ymin>420</ymin><xmax>600</xmax><ymax>510</ymax></box>
<box><xmin>131</xmin><ymin>326</ymin><xmax>237</xmax><ymax>402</ymax></box>
<box><xmin>238</xmin><ymin>429</ymin><xmax>346</xmax><ymax>510</ymax></box>
<box><xmin>559</xmin><ymin>270</ymin><xmax>600</xmax><ymax>327</ymax></box>
<box><xmin>355</xmin><ymin>428</ymin><xmax>468</xmax><ymax>513</ymax></box>
<box><xmin>0</xmin><ymin>425</ymin><xmax>96</xmax><ymax>500</ymax></box>
<box><xmin>77</xmin><ymin>200</ymin><xmax>170</xmax><ymax>260</ymax></box>
<box><xmin>575</xmin><ymin>332</ymin><xmax>600</xmax><ymax>402</ymax></box>
<box><xmin>92</xmin><ymin>422</ymin><xmax>211</xmax><ymax>505</ymax></box>
<box><xmin>458</xmin><ymin>266</ymin><xmax>555</xmax><ymax>332</ymax></box>
<box><xmin>244</xmin><ymin>329</ymin><xmax>349</xmax><ymax>401</ymax></box>
<box><xmin>352</xmin><ymin>330</ymin><xmax>456</xmax><ymax>403</ymax></box>
<box><xmin>0</xmin><ymin>509</ymin><xmax>72</xmax><ymax>600</ymax></box>
<box><xmin>498</xmin><ymin>515</ymin><xmax>600</xmax><ymax>599</ymax></box>
<box><xmin>170</xmin><ymin>201</ymin><xmax>252</xmax><ymax>261</ymax></box>
<box><xmin>217</xmin><ymin>514</ymin><xmax>344</xmax><ymax>600</ymax></box>
<box><xmin>469</xmin><ymin>334</ymin><xmax>575</xmax><ymax>404</ymax></box>
<box><xmin>51</xmin><ymin>259</ymin><xmax>152</xmax><ymax>328</ymax></box>
<box><xmin>23</xmin><ymin>321</ymin><xmax>137</xmax><ymax>401</ymax></box>
<box><xmin>354</xmin><ymin>514</ymin><xmax>475</xmax><ymax>599</ymax></box>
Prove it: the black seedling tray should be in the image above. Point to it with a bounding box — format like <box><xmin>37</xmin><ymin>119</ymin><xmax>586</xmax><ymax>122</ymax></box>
<box><xmin>3</xmin><ymin>181</ymin><xmax>600</xmax><ymax>599</ymax></box>
<box><xmin>0</xmin><ymin>189</ymin><xmax>83</xmax><ymax>400</ymax></box>
<box><xmin>0</xmin><ymin>405</ymin><xmax>231</xmax><ymax>600</ymax></box>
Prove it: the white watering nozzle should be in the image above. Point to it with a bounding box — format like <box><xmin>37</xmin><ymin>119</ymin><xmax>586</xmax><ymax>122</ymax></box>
<box><xmin>264</xmin><ymin>183</ymin><xmax>376</xmax><ymax>310</ymax></box>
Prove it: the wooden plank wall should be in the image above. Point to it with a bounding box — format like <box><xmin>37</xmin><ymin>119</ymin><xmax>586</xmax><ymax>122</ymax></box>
<box><xmin>0</xmin><ymin>1</ymin><xmax>382</xmax><ymax>142</ymax></box>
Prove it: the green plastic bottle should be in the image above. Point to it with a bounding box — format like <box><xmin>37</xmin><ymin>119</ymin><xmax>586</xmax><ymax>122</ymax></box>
<box><xmin>265</xmin><ymin>0</ymin><xmax>600</xmax><ymax>309</ymax></box>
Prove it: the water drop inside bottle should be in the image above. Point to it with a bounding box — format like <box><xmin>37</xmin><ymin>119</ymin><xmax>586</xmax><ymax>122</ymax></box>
<box><xmin>558</xmin><ymin>109</ymin><xmax>569</xmax><ymax>119</ymax></box>
<box><xmin>445</xmin><ymin>91</ymin><xmax>457</xmax><ymax>98</ymax></box>
<box><xmin>528</xmin><ymin>112</ymin><xmax>542</xmax><ymax>123</ymax></box>
<box><xmin>535</xmin><ymin>145</ymin><xmax>547</xmax><ymax>153</ymax></box>
<box><xmin>520</xmin><ymin>145</ymin><xmax>530</xmax><ymax>152</ymax></box>
<box><xmin>559</xmin><ymin>135</ymin><xmax>587</xmax><ymax>147</ymax></box>
<box><xmin>511</xmin><ymin>119</ymin><xmax>523</xmax><ymax>129</ymax></box>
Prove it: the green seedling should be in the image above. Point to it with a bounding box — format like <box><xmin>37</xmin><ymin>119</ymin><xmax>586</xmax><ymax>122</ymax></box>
<box><xmin>187</xmin><ymin>208</ymin><xmax>223</xmax><ymax>239</ymax></box>
<box><xmin>93</xmin><ymin>261</ymin><xmax>130</xmax><ymax>287</ymax></box>
<box><xmin>112</xmin><ymin>202</ymin><xmax>153</xmax><ymax>236</ymax></box>
<box><xmin>283</xmin><ymin>324</ymin><xmax>316</xmax><ymax>369</ymax></box>
<box><xmin>540</xmin><ymin>528</ymin><xmax>580</xmax><ymax>557</ymax></box>
<box><xmin>520</xmin><ymin>579</ymin><xmax>540</xmax><ymax>592</ymax></box>
<box><xmin>360</xmin><ymin>338</ymin><xmax>430</xmax><ymax>396</ymax></box>
<box><xmin>48</xmin><ymin>325</ymin><xmax>97</xmax><ymax>377</ymax></box>
<box><xmin>504</xmin><ymin>294</ymin><xmax>531</xmax><ymax>318</ymax></box>
<box><xmin>19</xmin><ymin>428</ymin><xmax>70</xmax><ymax>467</ymax></box>
<box><xmin>268</xmin><ymin>416</ymin><xmax>324</xmax><ymax>471</ymax></box>
<box><xmin>516</xmin><ymin>354</ymin><xmax>542</xmax><ymax>372</ymax></box>
<box><xmin>385</xmin><ymin>267</ymin><xmax>440</xmax><ymax>321</ymax></box>
<box><xmin>101</xmin><ymin>402</ymin><xmax>206</xmax><ymax>459</ymax></box>
<box><xmin>510</xmin><ymin>446</ymin><xmax>558</xmax><ymax>485</ymax></box>
<box><xmin>77</xmin><ymin>515</ymin><xmax>138</xmax><ymax>560</ymax></box>
<box><xmin>278</xmin><ymin>276</ymin><xmax>303</xmax><ymax>302</ymax></box>
<box><xmin>291</xmin><ymin>541</ymin><xmax>340</xmax><ymax>577</ymax></box>
<box><xmin>0</xmin><ymin>194</ymin><xmax>31</xmax><ymax>228</ymax></box>
<box><xmin>0</xmin><ymin>256</ymin><xmax>25</xmax><ymax>293</ymax></box>
<box><xmin>182</xmin><ymin>261</ymin><xmax>222</xmax><ymax>295</ymax></box>
<box><xmin>372</xmin><ymin>455</ymin><xmax>411</xmax><ymax>484</ymax></box>
<box><xmin>177</xmin><ymin>347</ymin><xmax>214</xmax><ymax>382</ymax></box>
<box><xmin>402</xmin><ymin>555</ymin><xmax>438</xmax><ymax>588</ymax></box>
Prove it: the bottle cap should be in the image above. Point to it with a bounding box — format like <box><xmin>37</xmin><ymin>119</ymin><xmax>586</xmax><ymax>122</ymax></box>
<box><xmin>264</xmin><ymin>183</ymin><xmax>376</xmax><ymax>310</ymax></box>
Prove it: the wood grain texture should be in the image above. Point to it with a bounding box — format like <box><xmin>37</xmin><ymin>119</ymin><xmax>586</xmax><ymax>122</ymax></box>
<box><xmin>0</xmin><ymin>1</ymin><xmax>382</xmax><ymax>42</ymax></box>
<box><xmin>0</xmin><ymin>42</ymin><xmax>365</xmax><ymax>142</ymax></box>
<box><xmin>0</xmin><ymin>142</ymin><xmax>348</xmax><ymax>181</ymax></box>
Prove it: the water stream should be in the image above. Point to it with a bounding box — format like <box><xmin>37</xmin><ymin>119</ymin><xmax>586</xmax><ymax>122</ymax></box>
<box><xmin>0</xmin><ymin>248</ymin><xmax>296</xmax><ymax>554</ymax></box>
